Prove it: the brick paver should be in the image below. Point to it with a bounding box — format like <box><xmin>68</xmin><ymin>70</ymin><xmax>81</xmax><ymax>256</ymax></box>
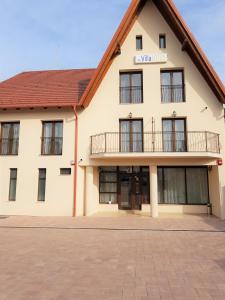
<box><xmin>0</xmin><ymin>215</ymin><xmax>225</xmax><ymax>300</ymax></box>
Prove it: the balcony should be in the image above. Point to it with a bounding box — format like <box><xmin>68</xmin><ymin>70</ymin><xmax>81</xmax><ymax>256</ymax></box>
<box><xmin>41</xmin><ymin>137</ymin><xmax>63</xmax><ymax>155</ymax></box>
<box><xmin>90</xmin><ymin>131</ymin><xmax>220</xmax><ymax>159</ymax></box>
<box><xmin>161</xmin><ymin>84</ymin><xmax>185</xmax><ymax>103</ymax></box>
<box><xmin>0</xmin><ymin>138</ymin><xmax>19</xmax><ymax>155</ymax></box>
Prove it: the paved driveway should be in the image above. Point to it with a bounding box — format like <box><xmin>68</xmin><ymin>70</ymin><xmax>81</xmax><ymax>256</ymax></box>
<box><xmin>0</xmin><ymin>215</ymin><xmax>225</xmax><ymax>300</ymax></box>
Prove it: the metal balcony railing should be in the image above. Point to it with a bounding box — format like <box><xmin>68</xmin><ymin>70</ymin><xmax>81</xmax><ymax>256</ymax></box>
<box><xmin>0</xmin><ymin>138</ymin><xmax>19</xmax><ymax>155</ymax></box>
<box><xmin>91</xmin><ymin>131</ymin><xmax>220</xmax><ymax>155</ymax></box>
<box><xmin>41</xmin><ymin>137</ymin><xmax>63</xmax><ymax>155</ymax></box>
<box><xmin>161</xmin><ymin>84</ymin><xmax>185</xmax><ymax>102</ymax></box>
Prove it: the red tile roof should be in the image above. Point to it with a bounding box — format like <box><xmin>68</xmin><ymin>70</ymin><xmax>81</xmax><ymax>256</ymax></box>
<box><xmin>0</xmin><ymin>69</ymin><xmax>96</xmax><ymax>109</ymax></box>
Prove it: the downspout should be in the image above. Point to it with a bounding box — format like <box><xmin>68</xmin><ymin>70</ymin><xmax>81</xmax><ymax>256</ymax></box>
<box><xmin>73</xmin><ymin>106</ymin><xmax>78</xmax><ymax>217</ymax></box>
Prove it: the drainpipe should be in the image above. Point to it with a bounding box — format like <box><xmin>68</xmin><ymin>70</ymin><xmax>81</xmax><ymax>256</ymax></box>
<box><xmin>73</xmin><ymin>106</ymin><xmax>78</xmax><ymax>217</ymax></box>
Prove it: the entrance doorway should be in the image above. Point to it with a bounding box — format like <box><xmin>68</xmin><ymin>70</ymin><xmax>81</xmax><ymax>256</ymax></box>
<box><xmin>118</xmin><ymin>167</ymin><xmax>149</xmax><ymax>210</ymax></box>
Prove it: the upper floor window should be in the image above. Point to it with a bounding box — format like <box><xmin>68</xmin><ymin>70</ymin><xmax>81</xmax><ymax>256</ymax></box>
<box><xmin>159</xmin><ymin>34</ymin><xmax>166</xmax><ymax>49</ymax></box>
<box><xmin>136</xmin><ymin>36</ymin><xmax>143</xmax><ymax>50</ymax></box>
<box><xmin>0</xmin><ymin>122</ymin><xmax>20</xmax><ymax>155</ymax></box>
<box><xmin>161</xmin><ymin>70</ymin><xmax>185</xmax><ymax>103</ymax></box>
<box><xmin>120</xmin><ymin>72</ymin><xmax>143</xmax><ymax>104</ymax></box>
<box><xmin>41</xmin><ymin>121</ymin><xmax>63</xmax><ymax>155</ymax></box>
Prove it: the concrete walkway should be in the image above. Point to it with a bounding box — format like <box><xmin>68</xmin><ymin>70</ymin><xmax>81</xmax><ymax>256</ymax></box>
<box><xmin>0</xmin><ymin>215</ymin><xmax>225</xmax><ymax>299</ymax></box>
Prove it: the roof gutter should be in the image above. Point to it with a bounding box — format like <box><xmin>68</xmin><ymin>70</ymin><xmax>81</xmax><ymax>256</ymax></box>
<box><xmin>73</xmin><ymin>106</ymin><xmax>78</xmax><ymax>217</ymax></box>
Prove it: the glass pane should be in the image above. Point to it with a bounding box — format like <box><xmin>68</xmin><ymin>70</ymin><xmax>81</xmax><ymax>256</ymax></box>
<box><xmin>161</xmin><ymin>72</ymin><xmax>171</xmax><ymax>102</ymax></box>
<box><xmin>100</xmin><ymin>173</ymin><xmax>117</xmax><ymax>182</ymax></box>
<box><xmin>142</xmin><ymin>174</ymin><xmax>150</xmax><ymax>204</ymax></box>
<box><xmin>163</xmin><ymin>168</ymin><xmax>186</xmax><ymax>204</ymax></box>
<box><xmin>172</xmin><ymin>72</ymin><xmax>183</xmax><ymax>85</ymax></box>
<box><xmin>55</xmin><ymin>122</ymin><xmax>63</xmax><ymax>138</ymax></box>
<box><xmin>132</xmin><ymin>121</ymin><xmax>143</xmax><ymax>152</ymax></box>
<box><xmin>38</xmin><ymin>179</ymin><xmax>46</xmax><ymax>201</ymax></box>
<box><xmin>175</xmin><ymin>120</ymin><xmax>186</xmax><ymax>152</ymax></box>
<box><xmin>12</xmin><ymin>123</ymin><xmax>20</xmax><ymax>139</ymax></box>
<box><xmin>186</xmin><ymin>168</ymin><xmax>209</xmax><ymax>204</ymax></box>
<box><xmin>120</xmin><ymin>175</ymin><xmax>131</xmax><ymax>209</ymax></box>
<box><xmin>131</xmin><ymin>73</ymin><xmax>142</xmax><ymax>87</ymax></box>
<box><xmin>119</xmin><ymin>167</ymin><xmax>133</xmax><ymax>173</ymax></box>
<box><xmin>120</xmin><ymin>121</ymin><xmax>130</xmax><ymax>152</ymax></box>
<box><xmin>100</xmin><ymin>183</ymin><xmax>117</xmax><ymax>193</ymax></box>
<box><xmin>39</xmin><ymin>169</ymin><xmax>46</xmax><ymax>179</ymax></box>
<box><xmin>43</xmin><ymin>123</ymin><xmax>53</xmax><ymax>138</ymax></box>
<box><xmin>161</xmin><ymin>72</ymin><xmax>171</xmax><ymax>85</ymax></box>
<box><xmin>159</xmin><ymin>35</ymin><xmax>166</xmax><ymax>48</ymax></box>
<box><xmin>163</xmin><ymin>120</ymin><xmax>173</xmax><ymax>152</ymax></box>
<box><xmin>100</xmin><ymin>167</ymin><xmax>117</xmax><ymax>172</ymax></box>
<box><xmin>136</xmin><ymin>37</ymin><xmax>142</xmax><ymax>50</ymax></box>
<box><xmin>157</xmin><ymin>168</ymin><xmax>164</xmax><ymax>204</ymax></box>
<box><xmin>120</xmin><ymin>74</ymin><xmax>130</xmax><ymax>87</ymax></box>
<box><xmin>100</xmin><ymin>193</ymin><xmax>117</xmax><ymax>204</ymax></box>
<box><xmin>172</xmin><ymin>72</ymin><xmax>184</xmax><ymax>102</ymax></box>
<box><xmin>131</xmin><ymin>73</ymin><xmax>142</xmax><ymax>103</ymax></box>
<box><xmin>9</xmin><ymin>179</ymin><xmax>17</xmax><ymax>201</ymax></box>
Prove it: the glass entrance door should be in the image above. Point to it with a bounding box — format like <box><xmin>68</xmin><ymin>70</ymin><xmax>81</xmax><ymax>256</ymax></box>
<box><xmin>118</xmin><ymin>167</ymin><xmax>149</xmax><ymax>210</ymax></box>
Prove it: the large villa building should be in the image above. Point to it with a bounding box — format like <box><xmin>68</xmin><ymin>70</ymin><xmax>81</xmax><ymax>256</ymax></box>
<box><xmin>0</xmin><ymin>0</ymin><xmax>225</xmax><ymax>219</ymax></box>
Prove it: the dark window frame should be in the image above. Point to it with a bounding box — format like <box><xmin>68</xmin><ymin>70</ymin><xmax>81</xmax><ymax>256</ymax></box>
<box><xmin>60</xmin><ymin>168</ymin><xmax>72</xmax><ymax>175</ymax></box>
<box><xmin>160</xmin><ymin>69</ymin><xmax>185</xmax><ymax>103</ymax></box>
<box><xmin>99</xmin><ymin>166</ymin><xmax>150</xmax><ymax>205</ymax></box>
<box><xmin>0</xmin><ymin>122</ymin><xmax>20</xmax><ymax>156</ymax></box>
<box><xmin>9</xmin><ymin>168</ymin><xmax>17</xmax><ymax>201</ymax></box>
<box><xmin>99</xmin><ymin>167</ymin><xmax>118</xmax><ymax>205</ymax></box>
<box><xmin>120</xmin><ymin>71</ymin><xmax>143</xmax><ymax>104</ymax></box>
<box><xmin>41</xmin><ymin>120</ymin><xmax>63</xmax><ymax>156</ymax></box>
<box><xmin>136</xmin><ymin>35</ymin><xmax>143</xmax><ymax>50</ymax></box>
<box><xmin>162</xmin><ymin>118</ymin><xmax>187</xmax><ymax>152</ymax></box>
<box><xmin>38</xmin><ymin>168</ymin><xmax>46</xmax><ymax>202</ymax></box>
<box><xmin>158</xmin><ymin>166</ymin><xmax>210</xmax><ymax>205</ymax></box>
<box><xmin>159</xmin><ymin>34</ymin><xmax>166</xmax><ymax>49</ymax></box>
<box><xmin>119</xmin><ymin>119</ymin><xmax>144</xmax><ymax>153</ymax></box>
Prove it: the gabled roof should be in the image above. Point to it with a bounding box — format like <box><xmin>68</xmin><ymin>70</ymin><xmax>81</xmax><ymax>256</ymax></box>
<box><xmin>0</xmin><ymin>69</ymin><xmax>95</xmax><ymax>109</ymax></box>
<box><xmin>79</xmin><ymin>0</ymin><xmax>225</xmax><ymax>107</ymax></box>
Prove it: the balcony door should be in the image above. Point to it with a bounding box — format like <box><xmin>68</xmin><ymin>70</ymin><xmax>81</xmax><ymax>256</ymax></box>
<box><xmin>120</xmin><ymin>119</ymin><xmax>143</xmax><ymax>153</ymax></box>
<box><xmin>163</xmin><ymin>119</ymin><xmax>187</xmax><ymax>152</ymax></box>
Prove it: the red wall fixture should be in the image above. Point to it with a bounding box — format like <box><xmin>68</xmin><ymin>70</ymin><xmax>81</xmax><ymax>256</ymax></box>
<box><xmin>217</xmin><ymin>159</ymin><xmax>223</xmax><ymax>166</ymax></box>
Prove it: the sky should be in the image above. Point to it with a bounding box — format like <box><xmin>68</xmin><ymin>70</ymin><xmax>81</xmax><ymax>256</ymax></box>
<box><xmin>0</xmin><ymin>0</ymin><xmax>224</xmax><ymax>83</ymax></box>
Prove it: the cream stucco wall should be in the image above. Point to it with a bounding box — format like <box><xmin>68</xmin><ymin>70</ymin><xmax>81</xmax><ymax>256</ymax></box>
<box><xmin>0</xmin><ymin>108</ymin><xmax>75</xmax><ymax>216</ymax></box>
<box><xmin>77</xmin><ymin>0</ymin><xmax>225</xmax><ymax>218</ymax></box>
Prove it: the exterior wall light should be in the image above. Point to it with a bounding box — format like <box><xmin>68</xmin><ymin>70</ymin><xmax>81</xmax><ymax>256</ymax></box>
<box><xmin>128</xmin><ymin>112</ymin><xmax>133</xmax><ymax>119</ymax></box>
<box><xmin>172</xmin><ymin>111</ymin><xmax>177</xmax><ymax>118</ymax></box>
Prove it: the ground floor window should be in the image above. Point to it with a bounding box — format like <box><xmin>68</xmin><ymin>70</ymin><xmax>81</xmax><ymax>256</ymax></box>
<box><xmin>9</xmin><ymin>168</ymin><xmax>17</xmax><ymax>201</ymax></box>
<box><xmin>99</xmin><ymin>167</ymin><xmax>118</xmax><ymax>204</ymax></box>
<box><xmin>158</xmin><ymin>167</ymin><xmax>209</xmax><ymax>205</ymax></box>
<box><xmin>38</xmin><ymin>169</ymin><xmax>46</xmax><ymax>202</ymax></box>
<box><xmin>99</xmin><ymin>166</ymin><xmax>150</xmax><ymax>207</ymax></box>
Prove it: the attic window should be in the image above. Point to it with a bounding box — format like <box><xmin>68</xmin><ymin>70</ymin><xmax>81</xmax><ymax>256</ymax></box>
<box><xmin>159</xmin><ymin>34</ymin><xmax>166</xmax><ymax>49</ymax></box>
<box><xmin>136</xmin><ymin>36</ymin><xmax>143</xmax><ymax>50</ymax></box>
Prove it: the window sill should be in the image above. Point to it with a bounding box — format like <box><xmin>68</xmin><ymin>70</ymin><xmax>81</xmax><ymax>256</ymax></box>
<box><xmin>119</xmin><ymin>102</ymin><xmax>144</xmax><ymax>105</ymax></box>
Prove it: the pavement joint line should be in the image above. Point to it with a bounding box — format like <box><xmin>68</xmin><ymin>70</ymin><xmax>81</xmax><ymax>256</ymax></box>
<box><xmin>0</xmin><ymin>226</ymin><xmax>225</xmax><ymax>233</ymax></box>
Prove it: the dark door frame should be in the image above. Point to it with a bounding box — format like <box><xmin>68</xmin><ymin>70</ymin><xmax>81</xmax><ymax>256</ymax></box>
<box><xmin>162</xmin><ymin>118</ymin><xmax>187</xmax><ymax>152</ymax></box>
<box><xmin>119</xmin><ymin>119</ymin><xmax>144</xmax><ymax>153</ymax></box>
